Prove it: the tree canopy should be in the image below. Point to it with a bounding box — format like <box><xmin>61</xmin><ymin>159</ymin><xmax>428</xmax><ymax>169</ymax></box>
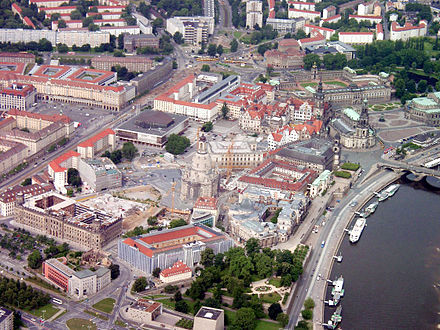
<box><xmin>165</xmin><ymin>134</ymin><xmax>190</xmax><ymax>155</ymax></box>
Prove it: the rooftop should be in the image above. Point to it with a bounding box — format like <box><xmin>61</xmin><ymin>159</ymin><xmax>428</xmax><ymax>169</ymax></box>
<box><xmin>116</xmin><ymin>110</ymin><xmax>187</xmax><ymax>137</ymax></box>
<box><xmin>196</xmin><ymin>306</ymin><xmax>224</xmax><ymax>320</ymax></box>
<box><xmin>343</xmin><ymin>107</ymin><xmax>360</xmax><ymax>121</ymax></box>
<box><xmin>160</xmin><ymin>260</ymin><xmax>191</xmax><ymax>277</ymax></box>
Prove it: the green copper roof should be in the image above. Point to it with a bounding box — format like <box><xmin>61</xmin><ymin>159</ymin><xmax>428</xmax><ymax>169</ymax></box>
<box><xmin>343</xmin><ymin>108</ymin><xmax>360</xmax><ymax>121</ymax></box>
<box><xmin>412</xmin><ymin>97</ymin><xmax>437</xmax><ymax>107</ymax></box>
<box><xmin>424</xmin><ymin>108</ymin><xmax>440</xmax><ymax>114</ymax></box>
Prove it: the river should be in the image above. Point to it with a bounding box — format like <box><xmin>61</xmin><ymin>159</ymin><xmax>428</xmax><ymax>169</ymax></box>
<box><xmin>324</xmin><ymin>182</ymin><xmax>440</xmax><ymax>330</ymax></box>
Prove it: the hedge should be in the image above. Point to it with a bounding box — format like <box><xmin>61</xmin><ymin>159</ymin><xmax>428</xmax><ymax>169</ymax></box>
<box><xmin>341</xmin><ymin>163</ymin><xmax>360</xmax><ymax>171</ymax></box>
<box><xmin>334</xmin><ymin>171</ymin><xmax>352</xmax><ymax>179</ymax></box>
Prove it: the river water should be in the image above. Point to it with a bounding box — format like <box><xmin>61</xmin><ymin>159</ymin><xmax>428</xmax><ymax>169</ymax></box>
<box><xmin>324</xmin><ymin>182</ymin><xmax>440</xmax><ymax>330</ymax></box>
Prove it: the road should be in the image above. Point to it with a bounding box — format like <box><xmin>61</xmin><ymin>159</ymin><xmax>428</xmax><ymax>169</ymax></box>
<box><xmin>287</xmin><ymin>171</ymin><xmax>398</xmax><ymax>328</ymax></box>
<box><xmin>0</xmin><ymin>105</ymin><xmax>136</xmax><ymax>192</ymax></box>
<box><xmin>217</xmin><ymin>0</ymin><xmax>232</xmax><ymax>28</ymax></box>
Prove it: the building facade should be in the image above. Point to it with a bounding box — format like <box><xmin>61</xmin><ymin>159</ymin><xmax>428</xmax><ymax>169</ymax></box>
<box><xmin>246</xmin><ymin>0</ymin><xmax>263</xmax><ymax>29</ymax></box>
<box><xmin>159</xmin><ymin>260</ymin><xmax>192</xmax><ymax>283</ymax></box>
<box><xmin>124</xmin><ymin>34</ymin><xmax>160</xmax><ymax>52</ymax></box>
<box><xmin>405</xmin><ymin>93</ymin><xmax>440</xmax><ymax>126</ymax></box>
<box><xmin>15</xmin><ymin>192</ymin><xmax>122</xmax><ymax>250</ymax></box>
<box><xmin>0</xmin><ymin>308</ymin><xmax>13</xmax><ymax>330</ymax></box>
<box><xmin>0</xmin><ymin>83</ymin><xmax>36</xmax><ymax>111</ymax></box>
<box><xmin>181</xmin><ymin>135</ymin><xmax>220</xmax><ymax>201</ymax></box>
<box><xmin>118</xmin><ymin>224</ymin><xmax>233</xmax><ymax>275</ymax></box>
<box><xmin>78</xmin><ymin>157</ymin><xmax>122</xmax><ymax>192</ymax></box>
<box><xmin>91</xmin><ymin>56</ymin><xmax>153</xmax><ymax>72</ymax></box>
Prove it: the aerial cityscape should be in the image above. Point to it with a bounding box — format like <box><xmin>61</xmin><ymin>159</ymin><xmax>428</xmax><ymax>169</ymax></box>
<box><xmin>0</xmin><ymin>0</ymin><xmax>439</xmax><ymax>328</ymax></box>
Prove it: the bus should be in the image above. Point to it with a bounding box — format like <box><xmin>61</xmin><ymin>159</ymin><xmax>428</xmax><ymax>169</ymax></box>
<box><xmin>383</xmin><ymin>147</ymin><xmax>393</xmax><ymax>154</ymax></box>
<box><xmin>52</xmin><ymin>298</ymin><xmax>63</xmax><ymax>305</ymax></box>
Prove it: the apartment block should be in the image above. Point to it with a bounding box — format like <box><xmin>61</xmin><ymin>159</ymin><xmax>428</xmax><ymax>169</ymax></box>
<box><xmin>91</xmin><ymin>55</ymin><xmax>153</xmax><ymax>72</ymax></box>
<box><xmin>0</xmin><ymin>83</ymin><xmax>36</xmax><ymax>111</ymax></box>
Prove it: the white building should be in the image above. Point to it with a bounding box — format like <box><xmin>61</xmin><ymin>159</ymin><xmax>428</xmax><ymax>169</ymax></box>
<box><xmin>322</xmin><ymin>5</ymin><xmax>336</xmax><ymax>19</ymax></box>
<box><xmin>288</xmin><ymin>8</ymin><xmax>320</xmax><ymax>21</ymax></box>
<box><xmin>246</xmin><ymin>0</ymin><xmax>263</xmax><ymax>29</ymax></box>
<box><xmin>266</xmin><ymin>17</ymin><xmax>302</xmax><ymax>33</ymax></box>
<box><xmin>303</xmin><ymin>24</ymin><xmax>335</xmax><ymax>39</ymax></box>
<box><xmin>349</xmin><ymin>14</ymin><xmax>382</xmax><ymax>24</ymax></box>
<box><xmin>267</xmin><ymin>125</ymin><xmax>299</xmax><ymax>150</ymax></box>
<box><xmin>320</xmin><ymin>14</ymin><xmax>341</xmax><ymax>26</ymax></box>
<box><xmin>357</xmin><ymin>2</ymin><xmax>374</xmax><ymax>15</ymax></box>
<box><xmin>0</xmin><ymin>83</ymin><xmax>36</xmax><ymax>111</ymax></box>
<box><xmin>159</xmin><ymin>261</ymin><xmax>192</xmax><ymax>283</ymax></box>
<box><xmin>309</xmin><ymin>169</ymin><xmax>332</xmax><ymax>198</ymax></box>
<box><xmin>289</xmin><ymin>1</ymin><xmax>315</xmax><ymax>11</ymax></box>
<box><xmin>376</xmin><ymin>23</ymin><xmax>384</xmax><ymax>40</ymax></box>
<box><xmin>390</xmin><ymin>21</ymin><xmax>427</xmax><ymax>41</ymax></box>
<box><xmin>125</xmin><ymin>300</ymin><xmax>162</xmax><ymax>324</ymax></box>
<box><xmin>339</xmin><ymin>32</ymin><xmax>374</xmax><ymax>44</ymax></box>
<box><xmin>166</xmin><ymin>16</ymin><xmax>214</xmax><ymax>45</ymax></box>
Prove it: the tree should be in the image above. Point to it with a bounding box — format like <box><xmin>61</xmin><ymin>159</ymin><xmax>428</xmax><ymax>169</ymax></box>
<box><xmin>27</xmin><ymin>250</ymin><xmax>42</xmax><ymax>269</ymax></box>
<box><xmin>193</xmin><ymin>300</ymin><xmax>202</xmax><ymax>315</ymax></box>
<box><xmin>66</xmin><ymin>189</ymin><xmax>74</xmax><ymax>197</ymax></box>
<box><xmin>173</xmin><ymin>32</ymin><xmax>184</xmax><ymax>44</ymax></box>
<box><xmin>277</xmin><ymin>313</ymin><xmax>289</xmax><ymax>327</ymax></box>
<box><xmin>230</xmin><ymin>38</ymin><xmax>238</xmax><ymax>52</ymax></box>
<box><xmin>204</xmin><ymin>297</ymin><xmax>221</xmax><ymax>308</ymax></box>
<box><xmin>200</xmin><ymin>248</ymin><xmax>215</xmax><ymax>267</ymax></box>
<box><xmin>417</xmin><ymin>79</ymin><xmax>428</xmax><ymax>93</ymax></box>
<box><xmin>165</xmin><ymin>134</ymin><xmax>190</xmax><ymax>155</ymax></box>
<box><xmin>82</xmin><ymin>17</ymin><xmax>93</xmax><ymax>27</ymax></box>
<box><xmin>117</xmin><ymin>33</ymin><xmax>124</xmax><ymax>49</ymax></box>
<box><xmin>132</xmin><ymin>277</ymin><xmax>147</xmax><ymax>292</ymax></box>
<box><xmin>245</xmin><ymin>238</ymin><xmax>260</xmax><ymax>255</ymax></box>
<box><xmin>67</xmin><ymin>168</ymin><xmax>82</xmax><ymax>187</ymax></box>
<box><xmin>122</xmin><ymin>142</ymin><xmax>138</xmax><ymax>161</ymax></box>
<box><xmin>169</xmin><ymin>219</ymin><xmax>187</xmax><ymax>228</ymax></box>
<box><xmin>70</xmin><ymin>10</ymin><xmax>82</xmax><ymax>20</ymax></box>
<box><xmin>21</xmin><ymin>178</ymin><xmax>31</xmax><ymax>186</ymax></box>
<box><xmin>268</xmin><ymin>303</ymin><xmax>282</xmax><ymax>320</ymax></box>
<box><xmin>295</xmin><ymin>320</ymin><xmax>310</xmax><ymax>330</ymax></box>
<box><xmin>175</xmin><ymin>300</ymin><xmax>189</xmax><ymax>313</ymax></box>
<box><xmin>201</xmin><ymin>64</ymin><xmax>210</xmax><ymax>72</ymax></box>
<box><xmin>58</xmin><ymin>19</ymin><xmax>67</xmax><ymax>28</ymax></box>
<box><xmin>152</xmin><ymin>267</ymin><xmax>161</xmax><ymax>278</ymax></box>
<box><xmin>88</xmin><ymin>23</ymin><xmax>99</xmax><ymax>31</ymax></box>
<box><xmin>303</xmin><ymin>54</ymin><xmax>321</xmax><ymax>70</ymax></box>
<box><xmin>232</xmin><ymin>308</ymin><xmax>256</xmax><ymax>330</ymax></box>
<box><xmin>301</xmin><ymin>308</ymin><xmax>313</xmax><ymax>320</ymax></box>
<box><xmin>109</xmin><ymin>264</ymin><xmax>120</xmax><ymax>280</ymax></box>
<box><xmin>148</xmin><ymin>217</ymin><xmax>158</xmax><ymax>226</ymax></box>
<box><xmin>57</xmin><ymin>43</ymin><xmax>69</xmax><ymax>53</ymax></box>
<box><xmin>304</xmin><ymin>297</ymin><xmax>315</xmax><ymax>309</ymax></box>
<box><xmin>201</xmin><ymin>121</ymin><xmax>213</xmax><ymax>132</ymax></box>
<box><xmin>174</xmin><ymin>290</ymin><xmax>182</xmax><ymax>302</ymax></box>
<box><xmin>436</xmin><ymin>81</ymin><xmax>440</xmax><ymax>91</ymax></box>
<box><xmin>221</xmin><ymin>102</ymin><xmax>229</xmax><ymax>119</ymax></box>
<box><xmin>217</xmin><ymin>45</ymin><xmax>223</xmax><ymax>56</ymax></box>
<box><xmin>207</xmin><ymin>44</ymin><xmax>217</xmax><ymax>56</ymax></box>
<box><xmin>255</xmin><ymin>253</ymin><xmax>273</xmax><ymax>278</ymax></box>
<box><xmin>173</xmin><ymin>61</ymin><xmax>178</xmax><ymax>69</ymax></box>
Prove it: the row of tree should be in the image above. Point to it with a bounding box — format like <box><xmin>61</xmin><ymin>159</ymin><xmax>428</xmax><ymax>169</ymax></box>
<box><xmin>102</xmin><ymin>142</ymin><xmax>138</xmax><ymax>164</ymax></box>
<box><xmin>0</xmin><ymin>277</ymin><xmax>50</xmax><ymax>311</ymax></box>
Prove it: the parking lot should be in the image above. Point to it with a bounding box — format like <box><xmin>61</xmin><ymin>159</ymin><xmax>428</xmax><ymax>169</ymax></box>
<box><xmin>31</xmin><ymin>101</ymin><xmax>116</xmax><ymax>136</ymax></box>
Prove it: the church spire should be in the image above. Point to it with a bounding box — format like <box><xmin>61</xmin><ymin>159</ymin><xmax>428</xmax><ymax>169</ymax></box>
<box><xmin>358</xmin><ymin>98</ymin><xmax>369</xmax><ymax>127</ymax></box>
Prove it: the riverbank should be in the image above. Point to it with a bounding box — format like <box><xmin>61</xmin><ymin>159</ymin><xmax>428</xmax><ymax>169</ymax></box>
<box><xmin>308</xmin><ymin>170</ymin><xmax>399</xmax><ymax>328</ymax></box>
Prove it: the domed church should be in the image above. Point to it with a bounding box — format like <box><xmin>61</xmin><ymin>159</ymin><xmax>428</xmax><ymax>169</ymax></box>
<box><xmin>180</xmin><ymin>135</ymin><xmax>220</xmax><ymax>201</ymax></box>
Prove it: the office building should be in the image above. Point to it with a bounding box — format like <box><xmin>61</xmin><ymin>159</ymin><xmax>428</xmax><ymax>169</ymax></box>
<box><xmin>78</xmin><ymin>157</ymin><xmax>122</xmax><ymax>192</ymax></box>
<box><xmin>118</xmin><ymin>224</ymin><xmax>233</xmax><ymax>275</ymax></box>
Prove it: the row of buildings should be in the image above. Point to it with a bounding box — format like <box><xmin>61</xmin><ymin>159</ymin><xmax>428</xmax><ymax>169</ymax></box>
<box><xmin>0</xmin><ymin>108</ymin><xmax>73</xmax><ymax>173</ymax></box>
<box><xmin>0</xmin><ymin>62</ymin><xmax>135</xmax><ymax>111</ymax></box>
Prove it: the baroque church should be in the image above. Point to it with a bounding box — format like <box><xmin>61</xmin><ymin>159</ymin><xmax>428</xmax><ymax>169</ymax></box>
<box><xmin>180</xmin><ymin>134</ymin><xmax>220</xmax><ymax>201</ymax></box>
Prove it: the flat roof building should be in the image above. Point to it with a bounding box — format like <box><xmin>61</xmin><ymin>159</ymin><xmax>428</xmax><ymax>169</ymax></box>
<box><xmin>118</xmin><ymin>224</ymin><xmax>233</xmax><ymax>275</ymax></box>
<box><xmin>0</xmin><ymin>307</ymin><xmax>13</xmax><ymax>330</ymax></box>
<box><xmin>78</xmin><ymin>157</ymin><xmax>122</xmax><ymax>192</ymax></box>
<box><xmin>116</xmin><ymin>110</ymin><xmax>188</xmax><ymax>147</ymax></box>
<box><xmin>194</xmin><ymin>307</ymin><xmax>224</xmax><ymax>330</ymax></box>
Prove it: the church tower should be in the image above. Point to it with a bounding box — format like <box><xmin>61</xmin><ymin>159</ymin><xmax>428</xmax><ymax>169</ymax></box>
<box><xmin>358</xmin><ymin>98</ymin><xmax>369</xmax><ymax>128</ymax></box>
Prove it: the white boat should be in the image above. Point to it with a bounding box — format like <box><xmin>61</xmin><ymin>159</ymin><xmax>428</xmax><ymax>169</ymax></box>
<box><xmin>328</xmin><ymin>275</ymin><xmax>345</xmax><ymax>306</ymax></box>
<box><xmin>385</xmin><ymin>184</ymin><xmax>400</xmax><ymax>197</ymax></box>
<box><xmin>377</xmin><ymin>184</ymin><xmax>400</xmax><ymax>202</ymax></box>
<box><xmin>364</xmin><ymin>202</ymin><xmax>378</xmax><ymax>217</ymax></box>
<box><xmin>349</xmin><ymin>218</ymin><xmax>366</xmax><ymax>243</ymax></box>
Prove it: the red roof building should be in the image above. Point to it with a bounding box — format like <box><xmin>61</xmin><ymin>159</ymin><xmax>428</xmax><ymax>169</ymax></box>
<box><xmin>77</xmin><ymin>128</ymin><xmax>115</xmax><ymax>158</ymax></box>
<box><xmin>23</xmin><ymin>16</ymin><xmax>36</xmax><ymax>29</ymax></box>
<box><xmin>159</xmin><ymin>261</ymin><xmax>192</xmax><ymax>283</ymax></box>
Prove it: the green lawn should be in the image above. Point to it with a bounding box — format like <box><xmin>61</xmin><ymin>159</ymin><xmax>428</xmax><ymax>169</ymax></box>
<box><xmin>268</xmin><ymin>277</ymin><xmax>283</xmax><ymax>288</ymax></box>
<box><xmin>255</xmin><ymin>320</ymin><xmax>282</xmax><ymax>330</ymax></box>
<box><xmin>66</xmin><ymin>318</ymin><xmax>97</xmax><ymax>330</ymax></box>
<box><xmin>159</xmin><ymin>298</ymin><xmax>197</xmax><ymax>314</ymax></box>
<box><xmin>325</xmin><ymin>80</ymin><xmax>347</xmax><ymax>87</ymax></box>
<box><xmin>115</xmin><ymin>319</ymin><xmax>127</xmax><ymax>327</ymax></box>
<box><xmin>224</xmin><ymin>309</ymin><xmax>236</xmax><ymax>324</ymax></box>
<box><xmin>29</xmin><ymin>304</ymin><xmax>59</xmax><ymax>320</ymax></box>
<box><xmin>143</xmin><ymin>294</ymin><xmax>167</xmax><ymax>299</ymax></box>
<box><xmin>300</xmin><ymin>82</ymin><xmax>318</xmax><ymax>88</ymax></box>
<box><xmin>260</xmin><ymin>292</ymin><xmax>282</xmax><ymax>304</ymax></box>
<box><xmin>233</xmin><ymin>31</ymin><xmax>242</xmax><ymax>39</ymax></box>
<box><xmin>92</xmin><ymin>298</ymin><xmax>115</xmax><ymax>314</ymax></box>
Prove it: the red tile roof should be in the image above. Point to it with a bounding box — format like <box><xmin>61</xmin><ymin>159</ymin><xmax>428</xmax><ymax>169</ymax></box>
<box><xmin>23</xmin><ymin>17</ymin><xmax>36</xmax><ymax>29</ymax></box>
<box><xmin>0</xmin><ymin>183</ymin><xmax>52</xmax><ymax>203</ymax></box>
<box><xmin>77</xmin><ymin>128</ymin><xmax>114</xmax><ymax>148</ymax></box>
<box><xmin>0</xmin><ymin>52</ymin><xmax>35</xmax><ymax>59</ymax></box>
<box><xmin>0</xmin><ymin>62</ymin><xmax>26</xmax><ymax>74</ymax></box>
<box><xmin>288</xmin><ymin>8</ymin><xmax>319</xmax><ymax>14</ymax></box>
<box><xmin>349</xmin><ymin>14</ymin><xmax>381</xmax><ymax>20</ymax></box>
<box><xmin>299</xmin><ymin>32</ymin><xmax>325</xmax><ymax>44</ymax></box>
<box><xmin>49</xmin><ymin>150</ymin><xmax>80</xmax><ymax>173</ymax></box>
<box><xmin>194</xmin><ymin>196</ymin><xmax>218</xmax><ymax>209</ymax></box>
<box><xmin>11</xmin><ymin>3</ymin><xmax>22</xmax><ymax>13</ymax></box>
<box><xmin>339</xmin><ymin>31</ymin><xmax>374</xmax><ymax>35</ymax></box>
<box><xmin>391</xmin><ymin>21</ymin><xmax>426</xmax><ymax>32</ymax></box>
<box><xmin>32</xmin><ymin>65</ymin><xmax>71</xmax><ymax>79</ymax></box>
<box><xmin>160</xmin><ymin>261</ymin><xmax>191</xmax><ymax>278</ymax></box>
<box><xmin>304</xmin><ymin>24</ymin><xmax>335</xmax><ymax>32</ymax></box>
<box><xmin>322</xmin><ymin>14</ymin><xmax>341</xmax><ymax>22</ymax></box>
<box><xmin>376</xmin><ymin>23</ymin><xmax>383</xmax><ymax>34</ymax></box>
<box><xmin>1</xmin><ymin>83</ymin><xmax>35</xmax><ymax>97</ymax></box>
<box><xmin>7</xmin><ymin>108</ymin><xmax>71</xmax><ymax>124</ymax></box>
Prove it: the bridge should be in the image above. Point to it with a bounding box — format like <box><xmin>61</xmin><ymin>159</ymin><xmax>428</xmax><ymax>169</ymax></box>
<box><xmin>377</xmin><ymin>161</ymin><xmax>440</xmax><ymax>178</ymax></box>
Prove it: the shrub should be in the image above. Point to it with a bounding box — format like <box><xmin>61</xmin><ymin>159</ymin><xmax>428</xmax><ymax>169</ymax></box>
<box><xmin>341</xmin><ymin>162</ymin><xmax>360</xmax><ymax>171</ymax></box>
<box><xmin>334</xmin><ymin>171</ymin><xmax>352</xmax><ymax>179</ymax></box>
